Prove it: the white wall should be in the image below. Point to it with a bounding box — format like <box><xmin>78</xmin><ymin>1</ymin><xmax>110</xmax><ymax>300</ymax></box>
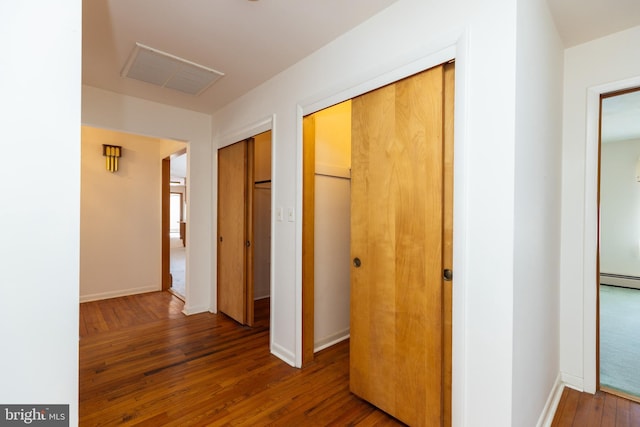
<box><xmin>312</xmin><ymin>102</ymin><xmax>351</xmax><ymax>352</ymax></box>
<box><xmin>0</xmin><ymin>1</ymin><xmax>81</xmax><ymax>424</ymax></box>
<box><xmin>82</xmin><ymin>86</ymin><xmax>213</xmax><ymax>314</ymax></box>
<box><xmin>80</xmin><ymin>126</ymin><xmax>184</xmax><ymax>301</ymax></box>
<box><xmin>211</xmin><ymin>0</ymin><xmax>522</xmax><ymax>425</ymax></box>
<box><xmin>560</xmin><ymin>25</ymin><xmax>640</xmax><ymax>393</ymax></box>
<box><xmin>600</xmin><ymin>139</ymin><xmax>640</xmax><ymax>277</ymax></box>
<box><xmin>512</xmin><ymin>0</ymin><xmax>564</xmax><ymax>426</ymax></box>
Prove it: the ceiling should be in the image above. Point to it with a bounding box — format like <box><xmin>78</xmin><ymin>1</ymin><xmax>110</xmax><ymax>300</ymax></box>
<box><xmin>546</xmin><ymin>0</ymin><xmax>640</xmax><ymax>48</ymax></box>
<box><xmin>83</xmin><ymin>0</ymin><xmax>640</xmax><ymax>126</ymax></box>
<box><xmin>83</xmin><ymin>0</ymin><xmax>401</xmax><ymax>115</ymax></box>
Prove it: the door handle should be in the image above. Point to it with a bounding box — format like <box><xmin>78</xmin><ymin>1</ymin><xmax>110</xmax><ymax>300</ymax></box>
<box><xmin>353</xmin><ymin>257</ymin><xmax>361</xmax><ymax>268</ymax></box>
<box><xmin>443</xmin><ymin>269</ymin><xmax>453</xmax><ymax>281</ymax></box>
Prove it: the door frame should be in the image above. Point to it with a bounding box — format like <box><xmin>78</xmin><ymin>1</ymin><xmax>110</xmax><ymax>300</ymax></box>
<box><xmin>297</xmin><ymin>38</ymin><xmax>469</xmax><ymax>425</ymax></box>
<box><xmin>583</xmin><ymin>76</ymin><xmax>640</xmax><ymax>393</ymax></box>
<box><xmin>214</xmin><ymin>117</ymin><xmax>275</xmax><ymax>330</ymax></box>
<box><xmin>589</xmin><ymin>82</ymin><xmax>640</xmax><ymax>394</ymax></box>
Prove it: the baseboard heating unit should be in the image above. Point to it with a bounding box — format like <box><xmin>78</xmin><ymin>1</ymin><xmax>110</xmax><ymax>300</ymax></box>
<box><xmin>600</xmin><ymin>273</ymin><xmax>640</xmax><ymax>290</ymax></box>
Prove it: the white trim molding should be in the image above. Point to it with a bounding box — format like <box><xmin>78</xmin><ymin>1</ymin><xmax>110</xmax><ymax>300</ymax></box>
<box><xmin>536</xmin><ymin>374</ymin><xmax>565</xmax><ymax>427</ymax></box>
<box><xmin>271</xmin><ymin>341</ymin><xmax>296</xmax><ymax>368</ymax></box>
<box><xmin>314</xmin><ymin>329</ymin><xmax>350</xmax><ymax>353</ymax></box>
<box><xmin>216</xmin><ymin>116</ymin><xmax>275</xmax><ymax>149</ymax></box>
<box><xmin>79</xmin><ymin>286</ymin><xmax>159</xmax><ymax>303</ymax></box>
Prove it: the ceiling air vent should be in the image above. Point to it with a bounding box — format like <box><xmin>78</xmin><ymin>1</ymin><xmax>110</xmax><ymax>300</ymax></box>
<box><xmin>121</xmin><ymin>43</ymin><xmax>224</xmax><ymax>96</ymax></box>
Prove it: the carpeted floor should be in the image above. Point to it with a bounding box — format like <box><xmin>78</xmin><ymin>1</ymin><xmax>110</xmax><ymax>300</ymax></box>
<box><xmin>170</xmin><ymin>236</ymin><xmax>185</xmax><ymax>297</ymax></box>
<box><xmin>600</xmin><ymin>284</ymin><xmax>640</xmax><ymax>397</ymax></box>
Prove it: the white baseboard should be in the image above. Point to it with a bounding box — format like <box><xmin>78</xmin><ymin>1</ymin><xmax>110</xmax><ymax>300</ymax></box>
<box><xmin>271</xmin><ymin>342</ymin><xmax>296</xmax><ymax>367</ymax></box>
<box><xmin>600</xmin><ymin>273</ymin><xmax>640</xmax><ymax>289</ymax></box>
<box><xmin>536</xmin><ymin>374</ymin><xmax>565</xmax><ymax>427</ymax></box>
<box><xmin>561</xmin><ymin>372</ymin><xmax>584</xmax><ymax>391</ymax></box>
<box><xmin>79</xmin><ymin>285</ymin><xmax>160</xmax><ymax>302</ymax></box>
<box><xmin>315</xmin><ymin>163</ymin><xmax>351</xmax><ymax>179</ymax></box>
<box><xmin>182</xmin><ymin>304</ymin><xmax>209</xmax><ymax>315</ymax></box>
<box><xmin>314</xmin><ymin>328</ymin><xmax>350</xmax><ymax>353</ymax></box>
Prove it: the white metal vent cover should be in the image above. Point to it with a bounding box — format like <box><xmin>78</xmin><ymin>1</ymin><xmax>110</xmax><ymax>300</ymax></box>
<box><xmin>121</xmin><ymin>43</ymin><xmax>224</xmax><ymax>96</ymax></box>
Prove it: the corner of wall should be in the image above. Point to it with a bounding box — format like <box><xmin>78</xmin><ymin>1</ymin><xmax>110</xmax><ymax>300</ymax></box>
<box><xmin>536</xmin><ymin>374</ymin><xmax>566</xmax><ymax>427</ymax></box>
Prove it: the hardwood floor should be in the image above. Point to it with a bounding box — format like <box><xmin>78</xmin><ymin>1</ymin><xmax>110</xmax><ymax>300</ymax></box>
<box><xmin>552</xmin><ymin>387</ymin><xmax>640</xmax><ymax>426</ymax></box>
<box><xmin>80</xmin><ymin>292</ymin><xmax>640</xmax><ymax>426</ymax></box>
<box><xmin>79</xmin><ymin>292</ymin><xmax>403</xmax><ymax>426</ymax></box>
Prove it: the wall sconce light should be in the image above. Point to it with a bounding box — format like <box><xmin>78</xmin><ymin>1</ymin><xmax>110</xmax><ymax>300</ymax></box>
<box><xmin>103</xmin><ymin>145</ymin><xmax>122</xmax><ymax>172</ymax></box>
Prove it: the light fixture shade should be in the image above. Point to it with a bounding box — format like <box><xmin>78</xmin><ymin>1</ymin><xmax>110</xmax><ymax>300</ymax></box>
<box><xmin>103</xmin><ymin>145</ymin><xmax>122</xmax><ymax>172</ymax></box>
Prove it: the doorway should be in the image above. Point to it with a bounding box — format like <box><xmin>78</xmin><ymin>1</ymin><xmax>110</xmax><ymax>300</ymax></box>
<box><xmin>169</xmin><ymin>192</ymin><xmax>186</xmax><ymax>297</ymax></box>
<box><xmin>301</xmin><ymin>62</ymin><xmax>454</xmax><ymax>426</ymax></box>
<box><xmin>302</xmin><ymin>100</ymin><xmax>352</xmax><ymax>358</ymax></box>
<box><xmin>598</xmin><ymin>87</ymin><xmax>640</xmax><ymax>400</ymax></box>
<box><xmin>81</xmin><ymin>126</ymin><xmax>186</xmax><ymax>301</ymax></box>
<box><xmin>162</xmin><ymin>148</ymin><xmax>188</xmax><ymax>299</ymax></box>
<box><xmin>217</xmin><ymin>131</ymin><xmax>272</xmax><ymax>327</ymax></box>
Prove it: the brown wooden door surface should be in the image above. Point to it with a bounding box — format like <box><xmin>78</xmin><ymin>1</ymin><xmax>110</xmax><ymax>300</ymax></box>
<box><xmin>218</xmin><ymin>141</ymin><xmax>248</xmax><ymax>324</ymax></box>
<box><xmin>350</xmin><ymin>63</ymin><xmax>452</xmax><ymax>427</ymax></box>
<box><xmin>162</xmin><ymin>157</ymin><xmax>171</xmax><ymax>291</ymax></box>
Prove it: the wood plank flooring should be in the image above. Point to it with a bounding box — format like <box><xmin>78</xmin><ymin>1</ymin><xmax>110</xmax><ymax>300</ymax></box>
<box><xmin>79</xmin><ymin>292</ymin><xmax>403</xmax><ymax>426</ymax></box>
<box><xmin>552</xmin><ymin>387</ymin><xmax>640</xmax><ymax>426</ymax></box>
